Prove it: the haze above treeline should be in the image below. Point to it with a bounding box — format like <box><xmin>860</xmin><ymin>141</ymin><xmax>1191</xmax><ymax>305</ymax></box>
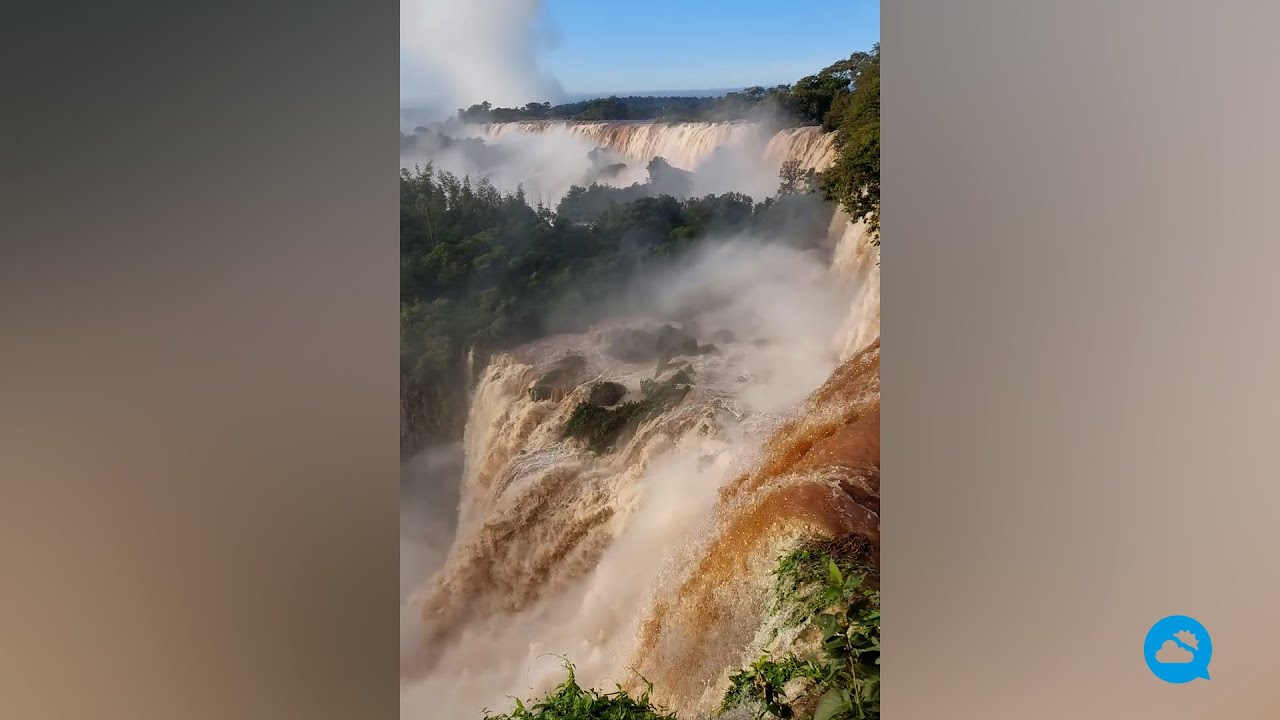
<box><xmin>404</xmin><ymin>87</ymin><xmax>738</xmax><ymax>110</ymax></box>
<box><xmin>401</xmin><ymin>52</ymin><xmax>874</xmax><ymax>129</ymax></box>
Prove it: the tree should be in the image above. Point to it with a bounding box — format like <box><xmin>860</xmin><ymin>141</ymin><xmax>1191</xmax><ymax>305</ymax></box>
<box><xmin>778</xmin><ymin>159</ymin><xmax>818</xmax><ymax>196</ymax></box>
<box><xmin>822</xmin><ymin>44</ymin><xmax>880</xmax><ymax>236</ymax></box>
<box><xmin>645</xmin><ymin>156</ymin><xmax>692</xmax><ymax>198</ymax></box>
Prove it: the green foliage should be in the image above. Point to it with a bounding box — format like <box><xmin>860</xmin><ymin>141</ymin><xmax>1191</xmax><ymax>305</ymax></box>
<box><xmin>564</xmin><ymin>402</ymin><xmax>638</xmax><ymax>453</ymax></box>
<box><xmin>456</xmin><ymin>93</ymin><xmax>770</xmax><ymax>124</ymax></box>
<box><xmin>721</xmin><ymin>655</ymin><xmax>826</xmax><ymax>719</ymax></box>
<box><xmin>721</xmin><ymin>541</ymin><xmax>881</xmax><ymax>720</ymax></box>
<box><xmin>587</xmin><ymin>381</ymin><xmax>627</xmax><ymax>406</ymax></box>
<box><xmin>563</xmin><ymin>371</ymin><xmax>692</xmax><ymax>452</ymax></box>
<box><xmin>485</xmin><ymin>662</ymin><xmax>677</xmax><ymax>720</ymax></box>
<box><xmin>778</xmin><ymin>160</ymin><xmax>819</xmax><ymax>197</ymax></box>
<box><xmin>770</xmin><ymin>546</ymin><xmax>873</xmax><ymax>628</ymax></box>
<box><xmin>637</xmin><ymin>367</ymin><xmax>692</xmax><ymax>412</ymax></box>
<box><xmin>810</xmin><ymin>590</ymin><xmax>881</xmax><ymax>720</ymax></box>
<box><xmin>821</xmin><ymin>44</ymin><xmax>880</xmax><ymax>237</ymax></box>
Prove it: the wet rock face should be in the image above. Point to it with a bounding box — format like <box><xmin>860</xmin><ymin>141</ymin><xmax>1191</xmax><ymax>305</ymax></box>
<box><xmin>526</xmin><ymin>353</ymin><xmax>588</xmax><ymax>402</ymax></box>
<box><xmin>710</xmin><ymin>328</ymin><xmax>736</xmax><ymax>344</ymax></box>
<box><xmin>587</xmin><ymin>381</ymin><xmax>626</xmax><ymax>407</ymax></box>
<box><xmin>527</xmin><ymin>385</ymin><xmax>556</xmax><ymax>402</ymax></box>
<box><xmin>605</xmin><ymin>323</ymin><xmax>716</xmax><ymax>366</ymax></box>
<box><xmin>538</xmin><ymin>353</ymin><xmax>588</xmax><ymax>384</ymax></box>
<box><xmin>650</xmin><ymin>364</ymin><xmax>693</xmax><ymax>389</ymax></box>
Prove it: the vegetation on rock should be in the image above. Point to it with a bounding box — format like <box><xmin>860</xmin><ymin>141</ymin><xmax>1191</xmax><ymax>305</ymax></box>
<box><xmin>821</xmin><ymin>45</ymin><xmax>880</xmax><ymax>236</ymax></box>
<box><xmin>587</xmin><ymin>381</ymin><xmax>627</xmax><ymax>407</ymax></box>
<box><xmin>721</xmin><ymin>540</ymin><xmax>881</xmax><ymax>720</ymax></box>
<box><xmin>563</xmin><ymin>370</ymin><xmax>692</xmax><ymax>453</ymax></box>
<box><xmin>483</xmin><ymin>538</ymin><xmax>880</xmax><ymax>720</ymax></box>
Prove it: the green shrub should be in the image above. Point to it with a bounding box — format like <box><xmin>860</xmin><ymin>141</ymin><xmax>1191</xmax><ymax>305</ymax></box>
<box><xmin>484</xmin><ymin>662</ymin><xmax>676</xmax><ymax>720</ymax></box>
<box><xmin>587</xmin><ymin>381</ymin><xmax>627</xmax><ymax>406</ymax></box>
<box><xmin>721</xmin><ymin>655</ymin><xmax>826</xmax><ymax>719</ymax></box>
<box><xmin>564</xmin><ymin>401</ymin><xmax>640</xmax><ymax>452</ymax></box>
<box><xmin>721</xmin><ymin>541</ymin><xmax>880</xmax><ymax>720</ymax></box>
<box><xmin>770</xmin><ymin>539</ymin><xmax>876</xmax><ymax>627</ymax></box>
<box><xmin>564</xmin><ymin>371</ymin><xmax>692</xmax><ymax>452</ymax></box>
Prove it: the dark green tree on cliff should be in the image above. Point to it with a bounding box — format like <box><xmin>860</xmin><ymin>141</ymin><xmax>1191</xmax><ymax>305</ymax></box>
<box><xmin>822</xmin><ymin>44</ymin><xmax>880</xmax><ymax>235</ymax></box>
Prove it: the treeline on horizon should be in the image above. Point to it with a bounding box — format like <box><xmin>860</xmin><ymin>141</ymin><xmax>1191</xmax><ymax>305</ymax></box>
<box><xmin>452</xmin><ymin>46</ymin><xmax>877</xmax><ymax>132</ymax></box>
<box><xmin>400</xmin><ymin>44</ymin><xmax>879</xmax><ymax>454</ymax></box>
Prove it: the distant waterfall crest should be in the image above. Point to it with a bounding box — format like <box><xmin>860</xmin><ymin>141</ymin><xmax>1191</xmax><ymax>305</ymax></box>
<box><xmin>478</xmin><ymin>120</ymin><xmax>837</xmax><ymax>174</ymax></box>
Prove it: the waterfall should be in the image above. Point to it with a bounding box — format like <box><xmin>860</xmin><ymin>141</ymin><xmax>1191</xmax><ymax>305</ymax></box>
<box><xmin>627</xmin><ymin>340</ymin><xmax>879</xmax><ymax>715</ymax></box>
<box><xmin>400</xmin><ymin>239</ymin><xmax>863</xmax><ymax>718</ymax></box>
<box><xmin>478</xmin><ymin>120</ymin><xmax>835</xmax><ymax>174</ymax></box>
<box><xmin>401</xmin><ymin>120</ymin><xmax>840</xmax><ymax>208</ymax></box>
<box><xmin>469</xmin><ymin>120</ymin><xmax>836</xmax><ymax>201</ymax></box>
<box><xmin>400</xmin><ymin>124</ymin><xmax>881</xmax><ymax>720</ymax></box>
<box><xmin>764</xmin><ymin>125</ymin><xmax>840</xmax><ymax>173</ymax></box>
<box><xmin>830</xmin><ymin>213</ymin><xmax>881</xmax><ymax>360</ymax></box>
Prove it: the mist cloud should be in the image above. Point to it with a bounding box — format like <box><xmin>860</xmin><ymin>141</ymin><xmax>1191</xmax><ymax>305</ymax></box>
<box><xmin>400</xmin><ymin>0</ymin><xmax>564</xmax><ymax>115</ymax></box>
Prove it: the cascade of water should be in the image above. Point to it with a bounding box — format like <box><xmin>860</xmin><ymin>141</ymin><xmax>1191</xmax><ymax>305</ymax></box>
<box><xmin>400</xmin><ymin>124</ymin><xmax>882</xmax><ymax>720</ymax></box>
<box><xmin>478</xmin><ymin>120</ymin><xmax>837</xmax><ymax>174</ymax></box>
<box><xmin>625</xmin><ymin>341</ymin><xmax>880</xmax><ymax>716</ymax></box>
<box><xmin>830</xmin><ymin>216</ymin><xmax>881</xmax><ymax>360</ymax></box>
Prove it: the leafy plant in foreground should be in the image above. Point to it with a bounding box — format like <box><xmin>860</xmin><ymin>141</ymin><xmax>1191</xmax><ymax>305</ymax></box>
<box><xmin>770</xmin><ymin>543</ymin><xmax>876</xmax><ymax>627</ymax></box>
<box><xmin>484</xmin><ymin>662</ymin><xmax>676</xmax><ymax>720</ymax></box>
<box><xmin>722</xmin><ymin>545</ymin><xmax>880</xmax><ymax>720</ymax></box>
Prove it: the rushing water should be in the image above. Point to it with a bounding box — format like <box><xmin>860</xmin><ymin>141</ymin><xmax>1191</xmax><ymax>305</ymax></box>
<box><xmin>400</xmin><ymin>225</ymin><xmax>879</xmax><ymax>717</ymax></box>
<box><xmin>479</xmin><ymin>121</ymin><xmax>836</xmax><ymax>174</ymax></box>
<box><xmin>400</xmin><ymin>117</ymin><xmax>880</xmax><ymax>718</ymax></box>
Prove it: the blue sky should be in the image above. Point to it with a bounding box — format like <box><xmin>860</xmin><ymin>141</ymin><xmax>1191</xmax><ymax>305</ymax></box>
<box><xmin>542</xmin><ymin>0</ymin><xmax>879</xmax><ymax>94</ymax></box>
